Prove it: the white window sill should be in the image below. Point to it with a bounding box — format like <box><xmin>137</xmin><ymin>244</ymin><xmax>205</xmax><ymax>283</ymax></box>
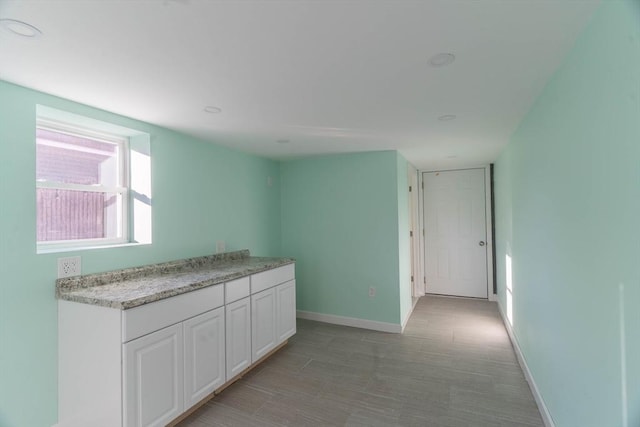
<box><xmin>37</xmin><ymin>241</ymin><xmax>151</xmax><ymax>255</ymax></box>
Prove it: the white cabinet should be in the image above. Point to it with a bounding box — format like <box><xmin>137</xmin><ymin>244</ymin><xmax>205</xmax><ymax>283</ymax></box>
<box><xmin>58</xmin><ymin>262</ymin><xmax>295</xmax><ymax>427</ymax></box>
<box><xmin>124</xmin><ymin>324</ymin><xmax>184</xmax><ymax>427</ymax></box>
<box><xmin>251</xmin><ymin>265</ymin><xmax>296</xmax><ymax>363</ymax></box>
<box><xmin>225</xmin><ymin>297</ymin><xmax>251</xmax><ymax>380</ymax></box>
<box><xmin>251</xmin><ymin>287</ymin><xmax>277</xmax><ymax>363</ymax></box>
<box><xmin>276</xmin><ymin>280</ymin><xmax>296</xmax><ymax>343</ymax></box>
<box><xmin>183</xmin><ymin>307</ymin><xmax>226</xmax><ymax>409</ymax></box>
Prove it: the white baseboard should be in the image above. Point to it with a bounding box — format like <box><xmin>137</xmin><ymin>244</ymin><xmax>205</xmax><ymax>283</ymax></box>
<box><xmin>296</xmin><ymin>310</ymin><xmax>402</xmax><ymax>333</ymax></box>
<box><xmin>489</xmin><ymin>293</ymin><xmax>498</xmax><ymax>302</ymax></box>
<box><xmin>497</xmin><ymin>301</ymin><xmax>555</xmax><ymax>427</ymax></box>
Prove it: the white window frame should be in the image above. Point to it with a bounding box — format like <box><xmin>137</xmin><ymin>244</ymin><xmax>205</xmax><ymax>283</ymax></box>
<box><xmin>36</xmin><ymin>118</ymin><xmax>130</xmax><ymax>251</ymax></box>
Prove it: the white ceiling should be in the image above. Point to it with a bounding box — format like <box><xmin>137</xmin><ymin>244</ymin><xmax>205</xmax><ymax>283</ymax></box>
<box><xmin>0</xmin><ymin>0</ymin><xmax>599</xmax><ymax>169</ymax></box>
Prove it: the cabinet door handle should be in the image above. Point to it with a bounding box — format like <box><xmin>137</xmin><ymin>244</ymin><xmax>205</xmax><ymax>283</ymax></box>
<box><xmin>479</xmin><ymin>241</ymin><xmax>485</xmax><ymax>246</ymax></box>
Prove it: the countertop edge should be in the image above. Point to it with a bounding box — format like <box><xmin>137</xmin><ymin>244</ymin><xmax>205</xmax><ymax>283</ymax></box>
<box><xmin>56</xmin><ymin>257</ymin><xmax>295</xmax><ymax>310</ymax></box>
<box><xmin>56</xmin><ymin>249</ymin><xmax>252</xmax><ymax>292</ymax></box>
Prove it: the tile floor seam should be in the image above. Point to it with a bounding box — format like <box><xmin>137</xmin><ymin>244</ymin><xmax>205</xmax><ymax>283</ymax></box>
<box><xmin>178</xmin><ymin>296</ymin><xmax>545</xmax><ymax>427</ymax></box>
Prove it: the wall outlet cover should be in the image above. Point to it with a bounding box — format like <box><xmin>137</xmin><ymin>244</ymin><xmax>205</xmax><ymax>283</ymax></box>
<box><xmin>58</xmin><ymin>256</ymin><xmax>81</xmax><ymax>278</ymax></box>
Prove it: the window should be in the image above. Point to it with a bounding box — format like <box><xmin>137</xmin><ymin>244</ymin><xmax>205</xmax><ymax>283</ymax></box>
<box><xmin>36</xmin><ymin>105</ymin><xmax>152</xmax><ymax>253</ymax></box>
<box><xmin>36</xmin><ymin>120</ymin><xmax>128</xmax><ymax>248</ymax></box>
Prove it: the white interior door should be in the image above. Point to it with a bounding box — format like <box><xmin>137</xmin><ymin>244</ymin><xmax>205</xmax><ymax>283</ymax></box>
<box><xmin>423</xmin><ymin>168</ymin><xmax>488</xmax><ymax>298</ymax></box>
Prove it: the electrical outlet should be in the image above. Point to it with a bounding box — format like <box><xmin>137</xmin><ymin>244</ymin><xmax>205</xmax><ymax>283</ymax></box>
<box><xmin>369</xmin><ymin>286</ymin><xmax>376</xmax><ymax>297</ymax></box>
<box><xmin>58</xmin><ymin>256</ymin><xmax>81</xmax><ymax>278</ymax></box>
<box><xmin>216</xmin><ymin>240</ymin><xmax>226</xmax><ymax>254</ymax></box>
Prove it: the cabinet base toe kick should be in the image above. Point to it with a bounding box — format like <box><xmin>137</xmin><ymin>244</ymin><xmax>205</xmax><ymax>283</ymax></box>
<box><xmin>167</xmin><ymin>340</ymin><xmax>289</xmax><ymax>427</ymax></box>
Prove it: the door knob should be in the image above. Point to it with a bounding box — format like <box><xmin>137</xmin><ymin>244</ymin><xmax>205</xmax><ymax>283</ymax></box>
<box><xmin>479</xmin><ymin>241</ymin><xmax>485</xmax><ymax>246</ymax></box>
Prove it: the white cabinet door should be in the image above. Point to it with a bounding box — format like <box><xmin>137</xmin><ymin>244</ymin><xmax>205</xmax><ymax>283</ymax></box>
<box><xmin>251</xmin><ymin>287</ymin><xmax>277</xmax><ymax>363</ymax></box>
<box><xmin>123</xmin><ymin>324</ymin><xmax>184</xmax><ymax>427</ymax></box>
<box><xmin>276</xmin><ymin>280</ymin><xmax>296</xmax><ymax>344</ymax></box>
<box><xmin>225</xmin><ymin>297</ymin><xmax>251</xmax><ymax>380</ymax></box>
<box><xmin>183</xmin><ymin>306</ymin><xmax>225</xmax><ymax>408</ymax></box>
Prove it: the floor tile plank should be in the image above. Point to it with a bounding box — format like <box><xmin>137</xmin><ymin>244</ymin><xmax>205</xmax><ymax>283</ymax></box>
<box><xmin>178</xmin><ymin>296</ymin><xmax>544</xmax><ymax>426</ymax></box>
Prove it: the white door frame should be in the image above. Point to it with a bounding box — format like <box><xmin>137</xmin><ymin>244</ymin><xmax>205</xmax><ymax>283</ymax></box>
<box><xmin>408</xmin><ymin>163</ymin><xmax>422</xmax><ymax>298</ymax></box>
<box><xmin>417</xmin><ymin>165</ymin><xmax>495</xmax><ymax>300</ymax></box>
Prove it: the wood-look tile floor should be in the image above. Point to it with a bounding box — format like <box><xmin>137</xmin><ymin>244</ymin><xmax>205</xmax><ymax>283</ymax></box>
<box><xmin>178</xmin><ymin>296</ymin><xmax>544</xmax><ymax>427</ymax></box>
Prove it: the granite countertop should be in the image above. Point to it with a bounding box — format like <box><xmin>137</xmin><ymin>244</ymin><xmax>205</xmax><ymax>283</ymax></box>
<box><xmin>56</xmin><ymin>249</ymin><xmax>294</xmax><ymax>310</ymax></box>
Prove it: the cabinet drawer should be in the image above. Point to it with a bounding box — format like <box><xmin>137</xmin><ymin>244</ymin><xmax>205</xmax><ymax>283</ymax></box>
<box><xmin>225</xmin><ymin>277</ymin><xmax>250</xmax><ymax>304</ymax></box>
<box><xmin>122</xmin><ymin>284</ymin><xmax>224</xmax><ymax>342</ymax></box>
<box><xmin>251</xmin><ymin>264</ymin><xmax>295</xmax><ymax>294</ymax></box>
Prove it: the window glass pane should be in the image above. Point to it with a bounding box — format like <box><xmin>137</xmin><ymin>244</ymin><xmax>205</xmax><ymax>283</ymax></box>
<box><xmin>36</xmin><ymin>128</ymin><xmax>121</xmax><ymax>187</ymax></box>
<box><xmin>36</xmin><ymin>188</ymin><xmax>123</xmax><ymax>242</ymax></box>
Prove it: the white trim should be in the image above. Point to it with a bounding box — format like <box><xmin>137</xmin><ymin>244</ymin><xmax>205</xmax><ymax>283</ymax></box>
<box><xmin>37</xmin><ymin>117</ymin><xmax>129</xmax><ymax>144</ymax></box>
<box><xmin>37</xmin><ymin>137</ymin><xmax>119</xmax><ymax>157</ymax></box>
<box><xmin>296</xmin><ymin>310</ymin><xmax>402</xmax><ymax>333</ymax></box>
<box><xmin>37</xmin><ymin>241</ymin><xmax>150</xmax><ymax>255</ymax></box>
<box><xmin>488</xmin><ymin>293</ymin><xmax>497</xmax><ymax>302</ymax></box>
<box><xmin>36</xmin><ymin>181</ymin><xmax>127</xmax><ymax>194</ymax></box>
<box><xmin>401</xmin><ymin>297</ymin><xmax>420</xmax><ymax>332</ymax></box>
<box><xmin>408</xmin><ymin>163</ymin><xmax>423</xmax><ymax>298</ymax></box>
<box><xmin>38</xmin><ymin>236</ymin><xmax>129</xmax><ymax>253</ymax></box>
<box><xmin>416</xmin><ymin>171</ymin><xmax>426</xmax><ymax>295</ymax></box>
<box><xmin>496</xmin><ymin>300</ymin><xmax>555</xmax><ymax>427</ymax></box>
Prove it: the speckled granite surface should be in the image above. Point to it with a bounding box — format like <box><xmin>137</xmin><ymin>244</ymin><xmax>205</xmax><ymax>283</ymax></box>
<box><xmin>56</xmin><ymin>250</ymin><xmax>294</xmax><ymax>310</ymax></box>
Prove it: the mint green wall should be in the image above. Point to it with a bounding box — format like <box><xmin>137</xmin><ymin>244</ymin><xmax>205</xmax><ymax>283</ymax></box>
<box><xmin>280</xmin><ymin>151</ymin><xmax>405</xmax><ymax>325</ymax></box>
<box><xmin>494</xmin><ymin>1</ymin><xmax>640</xmax><ymax>425</ymax></box>
<box><xmin>396</xmin><ymin>153</ymin><xmax>412</xmax><ymax>326</ymax></box>
<box><xmin>0</xmin><ymin>80</ymin><xmax>282</xmax><ymax>427</ymax></box>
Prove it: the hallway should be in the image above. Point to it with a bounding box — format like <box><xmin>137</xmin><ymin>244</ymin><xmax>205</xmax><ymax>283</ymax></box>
<box><xmin>179</xmin><ymin>296</ymin><xmax>544</xmax><ymax>426</ymax></box>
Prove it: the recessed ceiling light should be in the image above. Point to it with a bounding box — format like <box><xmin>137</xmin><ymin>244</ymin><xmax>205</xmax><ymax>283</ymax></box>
<box><xmin>0</xmin><ymin>19</ymin><xmax>42</xmax><ymax>38</ymax></box>
<box><xmin>438</xmin><ymin>114</ymin><xmax>457</xmax><ymax>121</ymax></box>
<box><xmin>203</xmin><ymin>106</ymin><xmax>221</xmax><ymax>114</ymax></box>
<box><xmin>276</xmin><ymin>139</ymin><xmax>290</xmax><ymax>144</ymax></box>
<box><xmin>428</xmin><ymin>53</ymin><xmax>455</xmax><ymax>67</ymax></box>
